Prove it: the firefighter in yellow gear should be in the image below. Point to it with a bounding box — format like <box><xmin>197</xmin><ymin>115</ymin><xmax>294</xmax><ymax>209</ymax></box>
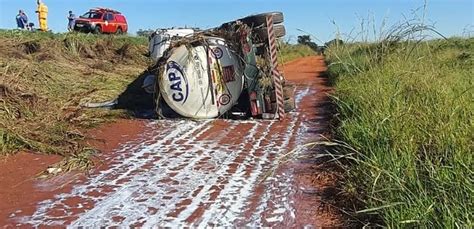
<box><xmin>35</xmin><ymin>0</ymin><xmax>48</xmax><ymax>31</ymax></box>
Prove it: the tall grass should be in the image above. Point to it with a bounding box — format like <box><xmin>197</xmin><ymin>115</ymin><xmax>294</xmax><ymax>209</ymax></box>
<box><xmin>326</xmin><ymin>18</ymin><xmax>473</xmax><ymax>227</ymax></box>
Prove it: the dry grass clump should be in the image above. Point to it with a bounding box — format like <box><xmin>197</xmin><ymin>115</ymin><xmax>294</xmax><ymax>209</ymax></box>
<box><xmin>0</xmin><ymin>30</ymin><xmax>149</xmax><ymax>170</ymax></box>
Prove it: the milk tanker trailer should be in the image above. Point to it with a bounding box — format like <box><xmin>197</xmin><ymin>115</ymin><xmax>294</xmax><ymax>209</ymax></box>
<box><xmin>146</xmin><ymin>12</ymin><xmax>295</xmax><ymax>119</ymax></box>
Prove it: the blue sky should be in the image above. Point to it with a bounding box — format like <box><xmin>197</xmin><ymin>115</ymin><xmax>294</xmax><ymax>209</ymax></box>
<box><xmin>0</xmin><ymin>0</ymin><xmax>472</xmax><ymax>42</ymax></box>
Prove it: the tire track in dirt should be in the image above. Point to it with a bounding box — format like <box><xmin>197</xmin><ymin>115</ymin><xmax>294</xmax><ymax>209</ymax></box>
<box><xmin>10</xmin><ymin>56</ymin><xmax>342</xmax><ymax>227</ymax></box>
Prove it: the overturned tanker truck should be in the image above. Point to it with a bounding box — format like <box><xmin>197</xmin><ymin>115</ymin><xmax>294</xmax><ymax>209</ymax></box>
<box><xmin>145</xmin><ymin>12</ymin><xmax>295</xmax><ymax>119</ymax></box>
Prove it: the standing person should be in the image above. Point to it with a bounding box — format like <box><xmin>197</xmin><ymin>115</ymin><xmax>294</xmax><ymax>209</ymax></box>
<box><xmin>35</xmin><ymin>0</ymin><xmax>48</xmax><ymax>31</ymax></box>
<box><xmin>16</xmin><ymin>10</ymin><xmax>28</xmax><ymax>29</ymax></box>
<box><xmin>67</xmin><ymin>10</ymin><xmax>76</xmax><ymax>31</ymax></box>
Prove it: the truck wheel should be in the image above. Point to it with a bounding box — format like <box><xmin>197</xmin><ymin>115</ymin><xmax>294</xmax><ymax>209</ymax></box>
<box><xmin>116</xmin><ymin>27</ymin><xmax>123</xmax><ymax>35</ymax></box>
<box><xmin>255</xmin><ymin>24</ymin><xmax>286</xmax><ymax>39</ymax></box>
<box><xmin>93</xmin><ymin>26</ymin><xmax>102</xmax><ymax>34</ymax></box>
<box><xmin>241</xmin><ymin>12</ymin><xmax>284</xmax><ymax>27</ymax></box>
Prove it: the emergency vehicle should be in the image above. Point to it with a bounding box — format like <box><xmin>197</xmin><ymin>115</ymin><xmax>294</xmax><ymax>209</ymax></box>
<box><xmin>74</xmin><ymin>7</ymin><xmax>128</xmax><ymax>34</ymax></box>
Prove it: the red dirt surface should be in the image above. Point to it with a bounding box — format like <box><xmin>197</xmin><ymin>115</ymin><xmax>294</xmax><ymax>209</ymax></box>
<box><xmin>0</xmin><ymin>119</ymin><xmax>146</xmax><ymax>226</ymax></box>
<box><xmin>0</xmin><ymin>152</ymin><xmax>61</xmax><ymax>222</ymax></box>
<box><xmin>0</xmin><ymin>56</ymin><xmax>344</xmax><ymax>227</ymax></box>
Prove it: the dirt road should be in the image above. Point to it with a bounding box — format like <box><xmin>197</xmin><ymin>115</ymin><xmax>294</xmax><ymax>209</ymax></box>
<box><xmin>1</xmin><ymin>56</ymin><xmax>342</xmax><ymax>227</ymax></box>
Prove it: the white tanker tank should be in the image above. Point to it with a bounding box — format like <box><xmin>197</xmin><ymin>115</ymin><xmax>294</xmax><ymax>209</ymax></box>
<box><xmin>158</xmin><ymin>38</ymin><xmax>244</xmax><ymax>118</ymax></box>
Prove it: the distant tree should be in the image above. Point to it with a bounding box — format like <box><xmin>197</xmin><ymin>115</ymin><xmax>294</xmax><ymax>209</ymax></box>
<box><xmin>137</xmin><ymin>29</ymin><xmax>155</xmax><ymax>37</ymax></box>
<box><xmin>297</xmin><ymin>35</ymin><xmax>311</xmax><ymax>44</ymax></box>
<box><xmin>297</xmin><ymin>35</ymin><xmax>318</xmax><ymax>52</ymax></box>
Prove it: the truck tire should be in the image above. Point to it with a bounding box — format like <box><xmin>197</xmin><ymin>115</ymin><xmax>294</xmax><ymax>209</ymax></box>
<box><xmin>241</xmin><ymin>12</ymin><xmax>284</xmax><ymax>27</ymax></box>
<box><xmin>116</xmin><ymin>27</ymin><xmax>123</xmax><ymax>35</ymax></box>
<box><xmin>255</xmin><ymin>24</ymin><xmax>286</xmax><ymax>39</ymax></box>
<box><xmin>93</xmin><ymin>25</ymin><xmax>102</xmax><ymax>34</ymax></box>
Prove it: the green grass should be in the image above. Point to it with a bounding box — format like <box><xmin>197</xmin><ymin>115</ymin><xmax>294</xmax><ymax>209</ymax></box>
<box><xmin>326</xmin><ymin>37</ymin><xmax>473</xmax><ymax>227</ymax></box>
<box><xmin>279</xmin><ymin>42</ymin><xmax>317</xmax><ymax>63</ymax></box>
<box><xmin>0</xmin><ymin>29</ymin><xmax>148</xmax><ymax>45</ymax></box>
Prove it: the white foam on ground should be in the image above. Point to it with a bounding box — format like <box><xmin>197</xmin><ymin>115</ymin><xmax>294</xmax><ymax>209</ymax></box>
<box><xmin>18</xmin><ymin>87</ymin><xmax>314</xmax><ymax>227</ymax></box>
<box><xmin>295</xmin><ymin>86</ymin><xmax>312</xmax><ymax>104</ymax></box>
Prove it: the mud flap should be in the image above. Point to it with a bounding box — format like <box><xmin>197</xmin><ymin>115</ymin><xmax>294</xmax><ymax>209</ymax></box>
<box><xmin>249</xmin><ymin>91</ymin><xmax>262</xmax><ymax>117</ymax></box>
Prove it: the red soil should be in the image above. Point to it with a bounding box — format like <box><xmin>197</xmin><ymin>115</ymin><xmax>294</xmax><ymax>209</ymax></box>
<box><xmin>0</xmin><ymin>56</ymin><xmax>344</xmax><ymax>227</ymax></box>
<box><xmin>0</xmin><ymin>119</ymin><xmax>146</xmax><ymax>226</ymax></box>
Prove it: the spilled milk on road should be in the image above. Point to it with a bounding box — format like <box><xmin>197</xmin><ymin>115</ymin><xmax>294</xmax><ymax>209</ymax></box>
<box><xmin>15</xmin><ymin>87</ymin><xmax>316</xmax><ymax>227</ymax></box>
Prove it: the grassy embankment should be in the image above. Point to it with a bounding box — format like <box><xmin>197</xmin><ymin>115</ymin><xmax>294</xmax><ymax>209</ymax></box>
<box><xmin>279</xmin><ymin>42</ymin><xmax>317</xmax><ymax>63</ymax></box>
<box><xmin>0</xmin><ymin>30</ymin><xmax>150</xmax><ymax>165</ymax></box>
<box><xmin>0</xmin><ymin>30</ymin><xmax>313</xmax><ymax>168</ymax></box>
<box><xmin>326</xmin><ymin>30</ymin><xmax>473</xmax><ymax>227</ymax></box>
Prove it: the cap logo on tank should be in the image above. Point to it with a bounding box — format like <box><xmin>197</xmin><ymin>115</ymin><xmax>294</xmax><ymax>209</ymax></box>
<box><xmin>166</xmin><ymin>61</ymin><xmax>189</xmax><ymax>104</ymax></box>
